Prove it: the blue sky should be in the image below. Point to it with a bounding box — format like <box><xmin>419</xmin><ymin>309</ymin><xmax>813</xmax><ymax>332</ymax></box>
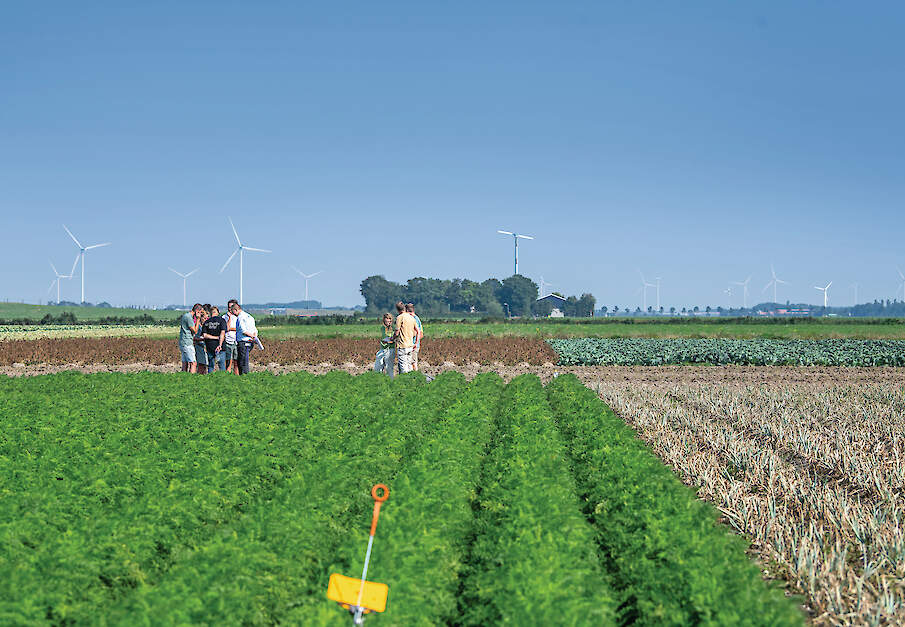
<box><xmin>2</xmin><ymin>2</ymin><xmax>903</xmax><ymax>309</ymax></box>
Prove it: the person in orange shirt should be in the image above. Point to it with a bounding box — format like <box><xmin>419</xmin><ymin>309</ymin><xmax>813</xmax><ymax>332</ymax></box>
<box><xmin>393</xmin><ymin>301</ymin><xmax>417</xmax><ymax>374</ymax></box>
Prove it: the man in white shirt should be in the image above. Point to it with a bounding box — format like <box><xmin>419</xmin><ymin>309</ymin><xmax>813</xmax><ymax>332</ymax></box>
<box><xmin>230</xmin><ymin>301</ymin><xmax>258</xmax><ymax>375</ymax></box>
<box><xmin>224</xmin><ymin>299</ymin><xmax>240</xmax><ymax>374</ymax></box>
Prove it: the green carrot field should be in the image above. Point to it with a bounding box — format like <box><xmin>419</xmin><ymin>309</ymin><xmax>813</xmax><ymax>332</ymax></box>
<box><xmin>0</xmin><ymin>372</ymin><xmax>802</xmax><ymax>625</ymax></box>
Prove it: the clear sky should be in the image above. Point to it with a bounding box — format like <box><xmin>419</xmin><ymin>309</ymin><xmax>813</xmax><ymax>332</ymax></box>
<box><xmin>2</xmin><ymin>2</ymin><xmax>903</xmax><ymax>309</ymax></box>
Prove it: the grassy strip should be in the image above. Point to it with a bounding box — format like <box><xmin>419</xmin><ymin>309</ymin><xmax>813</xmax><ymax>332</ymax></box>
<box><xmin>459</xmin><ymin>374</ymin><xmax>616</xmax><ymax>625</ymax></box>
<box><xmin>546</xmin><ymin>374</ymin><xmax>803</xmax><ymax>626</ymax></box>
<box><xmin>0</xmin><ymin>371</ymin><xmax>351</xmax><ymax>624</ymax></box>
<box><xmin>107</xmin><ymin>372</ymin><xmax>465</xmax><ymax>624</ymax></box>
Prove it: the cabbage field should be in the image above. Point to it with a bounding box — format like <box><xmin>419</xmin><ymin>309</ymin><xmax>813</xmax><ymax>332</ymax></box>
<box><xmin>0</xmin><ymin>371</ymin><xmax>802</xmax><ymax>625</ymax></box>
<box><xmin>549</xmin><ymin>338</ymin><xmax>905</xmax><ymax>366</ymax></box>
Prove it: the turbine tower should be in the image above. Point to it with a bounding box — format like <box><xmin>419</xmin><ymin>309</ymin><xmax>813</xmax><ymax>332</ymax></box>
<box><xmin>654</xmin><ymin>276</ymin><xmax>662</xmax><ymax>311</ymax></box>
<box><xmin>539</xmin><ymin>275</ymin><xmax>554</xmax><ymax>298</ymax></box>
<box><xmin>497</xmin><ymin>230</ymin><xmax>534</xmax><ymax>276</ymax></box>
<box><xmin>47</xmin><ymin>257</ymin><xmax>77</xmax><ymax>304</ymax></box>
<box><xmin>168</xmin><ymin>267</ymin><xmax>199</xmax><ymax>308</ymax></box>
<box><xmin>291</xmin><ymin>267</ymin><xmax>322</xmax><ymax>313</ymax></box>
<box><xmin>897</xmin><ymin>268</ymin><xmax>905</xmax><ymax>301</ymax></box>
<box><xmin>814</xmin><ymin>281</ymin><xmax>832</xmax><ymax>308</ymax></box>
<box><xmin>732</xmin><ymin>276</ymin><xmax>752</xmax><ymax>309</ymax></box>
<box><xmin>63</xmin><ymin>225</ymin><xmax>111</xmax><ymax>304</ymax></box>
<box><xmin>762</xmin><ymin>264</ymin><xmax>789</xmax><ymax>304</ymax></box>
<box><xmin>220</xmin><ymin>217</ymin><xmax>271</xmax><ymax>305</ymax></box>
<box><xmin>723</xmin><ymin>286</ymin><xmax>733</xmax><ymax>308</ymax></box>
<box><xmin>638</xmin><ymin>270</ymin><xmax>655</xmax><ymax>311</ymax></box>
<box><xmin>850</xmin><ymin>282</ymin><xmax>859</xmax><ymax>306</ymax></box>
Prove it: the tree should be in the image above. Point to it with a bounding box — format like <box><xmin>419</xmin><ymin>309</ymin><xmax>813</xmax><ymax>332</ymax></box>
<box><xmin>498</xmin><ymin>275</ymin><xmax>538</xmax><ymax>317</ymax></box>
<box><xmin>669</xmin><ymin>306</ymin><xmax>676</xmax><ymax>314</ymax></box>
<box><xmin>578</xmin><ymin>293</ymin><xmax>596</xmax><ymax>317</ymax></box>
<box><xmin>360</xmin><ymin>275</ymin><xmax>403</xmax><ymax>313</ymax></box>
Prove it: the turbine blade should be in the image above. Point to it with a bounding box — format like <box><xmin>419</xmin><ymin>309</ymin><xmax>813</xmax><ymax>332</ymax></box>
<box><xmin>306</xmin><ymin>271</ymin><xmax>323</xmax><ymax>278</ymax></box>
<box><xmin>49</xmin><ymin>260</ymin><xmax>59</xmax><ymax>276</ymax></box>
<box><xmin>898</xmin><ymin>267</ymin><xmax>904</xmax><ymax>280</ymax></box>
<box><xmin>69</xmin><ymin>254</ymin><xmax>80</xmax><ymax>277</ymax></box>
<box><xmin>168</xmin><ymin>267</ymin><xmax>186</xmax><ymax>278</ymax></box>
<box><xmin>228</xmin><ymin>217</ymin><xmax>241</xmax><ymax>245</ymax></box>
<box><xmin>47</xmin><ymin>279</ymin><xmax>56</xmax><ymax>295</ymax></box>
<box><xmin>85</xmin><ymin>242</ymin><xmax>111</xmax><ymax>250</ymax></box>
<box><xmin>826</xmin><ymin>281</ymin><xmax>832</xmax><ymax>289</ymax></box>
<box><xmin>762</xmin><ymin>281</ymin><xmax>773</xmax><ymax>293</ymax></box>
<box><xmin>291</xmin><ymin>266</ymin><xmax>304</xmax><ymax>276</ymax></box>
<box><xmin>497</xmin><ymin>230</ymin><xmax>513</xmax><ymax>236</ymax></box>
<box><xmin>243</xmin><ymin>246</ymin><xmax>271</xmax><ymax>253</ymax></box>
<box><xmin>516</xmin><ymin>234</ymin><xmax>534</xmax><ymax>240</ymax></box>
<box><xmin>186</xmin><ymin>268</ymin><xmax>199</xmax><ymax>277</ymax></box>
<box><xmin>220</xmin><ymin>248</ymin><xmax>239</xmax><ymax>272</ymax></box>
<box><xmin>62</xmin><ymin>224</ymin><xmax>82</xmax><ymax>248</ymax></box>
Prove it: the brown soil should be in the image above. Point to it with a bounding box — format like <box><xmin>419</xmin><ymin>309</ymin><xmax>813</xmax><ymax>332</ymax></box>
<box><xmin>0</xmin><ymin>337</ymin><xmax>558</xmax><ymax>367</ymax></box>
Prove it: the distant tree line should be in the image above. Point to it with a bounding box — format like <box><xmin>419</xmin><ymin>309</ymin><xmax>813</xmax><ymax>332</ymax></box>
<box><xmin>360</xmin><ymin>274</ymin><xmax>596</xmax><ymax>317</ymax></box>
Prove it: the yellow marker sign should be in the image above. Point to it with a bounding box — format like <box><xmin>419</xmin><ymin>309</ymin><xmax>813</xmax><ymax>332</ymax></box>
<box><xmin>327</xmin><ymin>573</ymin><xmax>388</xmax><ymax>613</ymax></box>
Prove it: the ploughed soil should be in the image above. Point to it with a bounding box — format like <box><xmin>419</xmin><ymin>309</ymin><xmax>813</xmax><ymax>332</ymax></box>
<box><xmin>0</xmin><ymin>337</ymin><xmax>558</xmax><ymax>367</ymax></box>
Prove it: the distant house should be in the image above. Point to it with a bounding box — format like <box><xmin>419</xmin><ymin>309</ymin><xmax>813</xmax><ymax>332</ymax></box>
<box><xmin>536</xmin><ymin>293</ymin><xmax>567</xmax><ymax>317</ymax></box>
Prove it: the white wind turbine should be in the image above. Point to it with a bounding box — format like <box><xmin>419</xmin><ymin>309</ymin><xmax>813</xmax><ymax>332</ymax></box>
<box><xmin>220</xmin><ymin>217</ymin><xmax>271</xmax><ymax>305</ymax></box>
<box><xmin>62</xmin><ymin>225</ymin><xmax>111</xmax><ymax>304</ymax></box>
<box><xmin>814</xmin><ymin>281</ymin><xmax>832</xmax><ymax>308</ymax></box>
<box><xmin>47</xmin><ymin>256</ymin><xmax>78</xmax><ymax>304</ymax></box>
<box><xmin>762</xmin><ymin>264</ymin><xmax>789</xmax><ymax>304</ymax></box>
<box><xmin>291</xmin><ymin>267</ymin><xmax>322</xmax><ymax>313</ymax></box>
<box><xmin>539</xmin><ymin>275</ymin><xmax>554</xmax><ymax>298</ymax></box>
<box><xmin>497</xmin><ymin>230</ymin><xmax>534</xmax><ymax>275</ymax></box>
<box><xmin>168</xmin><ymin>267</ymin><xmax>199</xmax><ymax>308</ymax></box>
<box><xmin>732</xmin><ymin>276</ymin><xmax>752</xmax><ymax>309</ymax></box>
<box><xmin>638</xmin><ymin>270</ymin><xmax>655</xmax><ymax>311</ymax></box>
<box><xmin>896</xmin><ymin>268</ymin><xmax>905</xmax><ymax>301</ymax></box>
<box><xmin>723</xmin><ymin>286</ymin><xmax>733</xmax><ymax>308</ymax></box>
<box><xmin>850</xmin><ymin>282</ymin><xmax>859</xmax><ymax>306</ymax></box>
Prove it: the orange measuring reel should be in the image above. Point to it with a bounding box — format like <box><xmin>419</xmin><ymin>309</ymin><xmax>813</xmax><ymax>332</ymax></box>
<box><xmin>327</xmin><ymin>484</ymin><xmax>390</xmax><ymax>625</ymax></box>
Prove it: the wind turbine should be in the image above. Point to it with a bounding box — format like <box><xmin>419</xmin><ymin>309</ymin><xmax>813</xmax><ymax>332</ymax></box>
<box><xmin>850</xmin><ymin>282</ymin><xmax>859</xmax><ymax>306</ymax></box>
<box><xmin>47</xmin><ymin>257</ymin><xmax>77</xmax><ymax>304</ymax></box>
<box><xmin>654</xmin><ymin>276</ymin><xmax>662</xmax><ymax>311</ymax></box>
<box><xmin>539</xmin><ymin>275</ymin><xmax>554</xmax><ymax>298</ymax></box>
<box><xmin>814</xmin><ymin>281</ymin><xmax>832</xmax><ymax>308</ymax></box>
<box><xmin>291</xmin><ymin>267</ymin><xmax>322</xmax><ymax>313</ymax></box>
<box><xmin>62</xmin><ymin>225</ymin><xmax>111</xmax><ymax>304</ymax></box>
<box><xmin>497</xmin><ymin>230</ymin><xmax>534</xmax><ymax>276</ymax></box>
<box><xmin>220</xmin><ymin>217</ymin><xmax>271</xmax><ymax>305</ymax></box>
<box><xmin>168</xmin><ymin>267</ymin><xmax>199</xmax><ymax>308</ymax></box>
<box><xmin>638</xmin><ymin>270</ymin><xmax>655</xmax><ymax>311</ymax></box>
<box><xmin>723</xmin><ymin>286</ymin><xmax>733</xmax><ymax>308</ymax></box>
<box><xmin>732</xmin><ymin>276</ymin><xmax>752</xmax><ymax>309</ymax></box>
<box><xmin>896</xmin><ymin>268</ymin><xmax>905</xmax><ymax>301</ymax></box>
<box><xmin>762</xmin><ymin>264</ymin><xmax>789</xmax><ymax>304</ymax></box>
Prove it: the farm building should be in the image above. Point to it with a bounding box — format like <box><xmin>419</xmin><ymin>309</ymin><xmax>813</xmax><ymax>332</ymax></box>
<box><xmin>535</xmin><ymin>293</ymin><xmax>567</xmax><ymax>317</ymax></box>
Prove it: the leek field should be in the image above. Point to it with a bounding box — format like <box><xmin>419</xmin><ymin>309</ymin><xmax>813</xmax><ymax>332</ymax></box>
<box><xmin>0</xmin><ymin>371</ymin><xmax>802</xmax><ymax>625</ymax></box>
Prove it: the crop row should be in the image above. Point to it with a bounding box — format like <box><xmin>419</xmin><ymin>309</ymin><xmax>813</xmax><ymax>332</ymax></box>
<box><xmin>592</xmin><ymin>376</ymin><xmax>905</xmax><ymax>624</ymax></box>
<box><xmin>548</xmin><ymin>375</ymin><xmax>802</xmax><ymax>625</ymax></box>
<box><xmin>549</xmin><ymin>337</ymin><xmax>905</xmax><ymax>366</ymax></box>
<box><xmin>0</xmin><ymin>372</ymin><xmax>802</xmax><ymax>624</ymax></box>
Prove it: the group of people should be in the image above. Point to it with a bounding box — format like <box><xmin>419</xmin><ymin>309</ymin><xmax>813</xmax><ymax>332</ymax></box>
<box><xmin>375</xmin><ymin>301</ymin><xmax>423</xmax><ymax>377</ymax></box>
<box><xmin>178</xmin><ymin>299</ymin><xmax>260</xmax><ymax>374</ymax></box>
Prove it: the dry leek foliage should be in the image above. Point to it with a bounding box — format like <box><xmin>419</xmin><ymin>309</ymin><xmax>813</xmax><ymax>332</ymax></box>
<box><xmin>590</xmin><ymin>375</ymin><xmax>905</xmax><ymax>626</ymax></box>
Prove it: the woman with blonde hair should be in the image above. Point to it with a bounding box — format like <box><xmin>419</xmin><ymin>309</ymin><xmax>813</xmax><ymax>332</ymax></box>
<box><xmin>374</xmin><ymin>313</ymin><xmax>395</xmax><ymax>377</ymax></box>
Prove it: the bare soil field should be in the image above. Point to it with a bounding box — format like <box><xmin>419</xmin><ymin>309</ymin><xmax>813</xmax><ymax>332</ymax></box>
<box><xmin>0</xmin><ymin>337</ymin><xmax>558</xmax><ymax>367</ymax></box>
